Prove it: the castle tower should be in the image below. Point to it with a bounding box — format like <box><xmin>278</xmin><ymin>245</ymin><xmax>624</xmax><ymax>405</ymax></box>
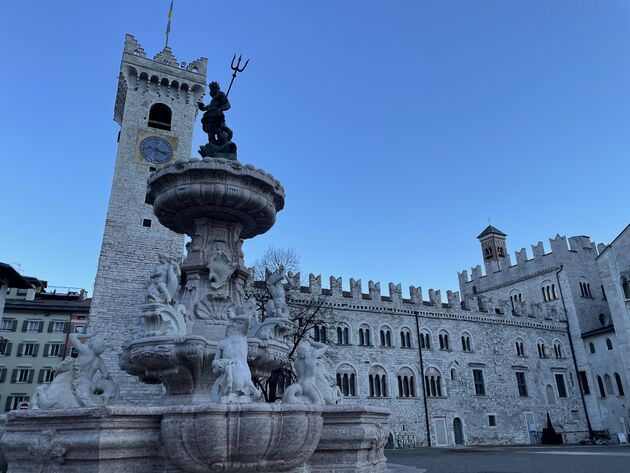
<box><xmin>478</xmin><ymin>225</ymin><xmax>510</xmax><ymax>273</ymax></box>
<box><xmin>89</xmin><ymin>35</ymin><xmax>207</xmax><ymax>401</ymax></box>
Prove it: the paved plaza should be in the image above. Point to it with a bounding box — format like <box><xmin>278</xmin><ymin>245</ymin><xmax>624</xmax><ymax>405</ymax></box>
<box><xmin>386</xmin><ymin>445</ymin><xmax>630</xmax><ymax>473</ymax></box>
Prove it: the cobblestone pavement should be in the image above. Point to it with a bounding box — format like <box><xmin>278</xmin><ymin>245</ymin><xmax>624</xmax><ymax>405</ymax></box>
<box><xmin>385</xmin><ymin>445</ymin><xmax>630</xmax><ymax>473</ymax></box>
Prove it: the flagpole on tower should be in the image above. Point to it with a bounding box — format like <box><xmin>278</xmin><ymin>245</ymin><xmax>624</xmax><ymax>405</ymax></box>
<box><xmin>165</xmin><ymin>0</ymin><xmax>174</xmax><ymax>48</ymax></box>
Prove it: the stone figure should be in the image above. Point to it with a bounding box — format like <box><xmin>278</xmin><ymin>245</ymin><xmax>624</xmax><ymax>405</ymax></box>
<box><xmin>207</xmin><ymin>249</ymin><xmax>237</xmax><ymax>296</ymax></box>
<box><xmin>31</xmin><ymin>333</ymin><xmax>119</xmax><ymax>409</ymax></box>
<box><xmin>283</xmin><ymin>338</ymin><xmax>342</xmax><ymax>405</ymax></box>
<box><xmin>210</xmin><ymin>317</ymin><xmax>261</xmax><ymax>403</ymax></box>
<box><xmin>265</xmin><ymin>266</ymin><xmax>290</xmax><ymax>319</ymax></box>
<box><xmin>197</xmin><ymin>82</ymin><xmax>237</xmax><ymax>159</ymax></box>
<box><xmin>142</xmin><ymin>256</ymin><xmax>187</xmax><ymax>336</ymax></box>
<box><xmin>147</xmin><ymin>255</ymin><xmax>181</xmax><ymax>304</ymax></box>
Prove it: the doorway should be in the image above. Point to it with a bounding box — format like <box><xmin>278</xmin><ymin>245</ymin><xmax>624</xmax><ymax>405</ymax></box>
<box><xmin>453</xmin><ymin>417</ymin><xmax>464</xmax><ymax>445</ymax></box>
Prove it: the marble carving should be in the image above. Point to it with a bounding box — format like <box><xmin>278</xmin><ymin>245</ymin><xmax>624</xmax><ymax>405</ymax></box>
<box><xmin>284</xmin><ymin>339</ymin><xmax>342</xmax><ymax>406</ymax></box>
<box><xmin>31</xmin><ymin>333</ymin><xmax>119</xmax><ymax>409</ymax></box>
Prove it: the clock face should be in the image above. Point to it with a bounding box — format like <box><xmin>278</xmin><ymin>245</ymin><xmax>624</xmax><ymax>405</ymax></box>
<box><xmin>140</xmin><ymin>136</ymin><xmax>173</xmax><ymax>164</ymax></box>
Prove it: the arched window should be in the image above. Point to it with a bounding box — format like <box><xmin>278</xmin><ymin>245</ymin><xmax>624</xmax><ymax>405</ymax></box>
<box><xmin>336</xmin><ymin>364</ymin><xmax>357</xmax><ymax>397</ymax></box>
<box><xmin>336</xmin><ymin>325</ymin><xmax>350</xmax><ymax>345</ymax></box>
<box><xmin>541</xmin><ymin>281</ymin><xmax>557</xmax><ymax>302</ymax></box>
<box><xmin>450</xmin><ymin>367</ymin><xmax>457</xmax><ymax>381</ymax></box>
<box><xmin>379</xmin><ymin>327</ymin><xmax>392</xmax><ymax>347</ymax></box>
<box><xmin>419</xmin><ymin>331</ymin><xmax>431</xmax><ymax>349</ymax></box>
<box><xmin>439</xmin><ymin>331</ymin><xmax>450</xmax><ymax>351</ymax></box>
<box><xmin>589</xmin><ymin>342</ymin><xmax>596</xmax><ymax>354</ymax></box>
<box><xmin>359</xmin><ymin>328</ymin><xmax>365</xmax><ymax>346</ymax></box>
<box><xmin>397</xmin><ymin>368</ymin><xmax>416</xmax><ymax>398</ymax></box>
<box><xmin>358</xmin><ymin>325</ymin><xmax>371</xmax><ymax>346</ymax></box>
<box><xmin>313</xmin><ymin>324</ymin><xmax>327</xmax><ymax>343</ymax></box>
<box><xmin>622</xmin><ymin>276</ymin><xmax>630</xmax><ymax>300</ymax></box>
<box><xmin>368</xmin><ymin>366</ymin><xmax>388</xmax><ymax>397</ymax></box>
<box><xmin>553</xmin><ymin>341</ymin><xmax>562</xmax><ymax>359</ymax></box>
<box><xmin>424</xmin><ymin>368</ymin><xmax>443</xmax><ymax>397</ymax></box>
<box><xmin>537</xmin><ymin>340</ymin><xmax>546</xmax><ymax>358</ymax></box>
<box><xmin>400</xmin><ymin>328</ymin><xmax>412</xmax><ymax>348</ymax></box>
<box><xmin>599</xmin><ymin>314</ymin><xmax>607</xmax><ymax>326</ymax></box>
<box><xmin>604</xmin><ymin>374</ymin><xmax>614</xmax><ymax>395</ymax></box>
<box><xmin>614</xmin><ymin>373</ymin><xmax>625</xmax><ymax>396</ymax></box>
<box><xmin>148</xmin><ymin>103</ymin><xmax>172</xmax><ymax>131</ymax></box>
<box><xmin>461</xmin><ymin>333</ymin><xmax>472</xmax><ymax>352</ymax></box>
<box><xmin>597</xmin><ymin>375</ymin><xmax>606</xmax><ymax>398</ymax></box>
<box><xmin>515</xmin><ymin>339</ymin><xmax>525</xmax><ymax>357</ymax></box>
<box><xmin>606</xmin><ymin>338</ymin><xmax>613</xmax><ymax>350</ymax></box>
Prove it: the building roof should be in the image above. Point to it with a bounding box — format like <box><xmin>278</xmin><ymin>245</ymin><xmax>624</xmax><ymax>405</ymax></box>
<box><xmin>580</xmin><ymin>324</ymin><xmax>615</xmax><ymax>339</ymax></box>
<box><xmin>0</xmin><ymin>263</ymin><xmax>32</xmax><ymax>289</ymax></box>
<box><xmin>4</xmin><ymin>297</ymin><xmax>91</xmax><ymax>314</ymax></box>
<box><xmin>477</xmin><ymin>225</ymin><xmax>507</xmax><ymax>239</ymax></box>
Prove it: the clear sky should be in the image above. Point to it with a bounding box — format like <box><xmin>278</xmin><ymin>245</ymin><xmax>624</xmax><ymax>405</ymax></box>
<box><xmin>1</xmin><ymin>1</ymin><xmax>629</xmax><ymax>296</ymax></box>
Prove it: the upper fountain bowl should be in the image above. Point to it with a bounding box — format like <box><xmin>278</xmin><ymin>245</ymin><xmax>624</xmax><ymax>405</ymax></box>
<box><xmin>147</xmin><ymin>158</ymin><xmax>285</xmax><ymax>239</ymax></box>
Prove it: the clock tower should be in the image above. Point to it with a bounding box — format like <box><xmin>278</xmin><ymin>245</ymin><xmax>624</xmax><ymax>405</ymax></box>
<box><xmin>89</xmin><ymin>34</ymin><xmax>207</xmax><ymax>401</ymax></box>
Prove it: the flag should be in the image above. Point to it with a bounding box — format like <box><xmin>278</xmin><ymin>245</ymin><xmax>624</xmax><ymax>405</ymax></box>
<box><xmin>165</xmin><ymin>0</ymin><xmax>174</xmax><ymax>47</ymax></box>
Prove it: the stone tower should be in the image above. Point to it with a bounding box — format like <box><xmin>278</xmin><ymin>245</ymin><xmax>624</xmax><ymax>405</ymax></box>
<box><xmin>89</xmin><ymin>34</ymin><xmax>208</xmax><ymax>401</ymax></box>
<box><xmin>478</xmin><ymin>225</ymin><xmax>510</xmax><ymax>273</ymax></box>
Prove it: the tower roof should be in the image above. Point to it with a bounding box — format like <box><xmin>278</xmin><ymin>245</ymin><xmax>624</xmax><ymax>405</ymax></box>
<box><xmin>477</xmin><ymin>225</ymin><xmax>507</xmax><ymax>239</ymax></box>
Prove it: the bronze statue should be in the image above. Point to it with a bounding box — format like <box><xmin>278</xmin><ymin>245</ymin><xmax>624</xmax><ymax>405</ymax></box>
<box><xmin>197</xmin><ymin>82</ymin><xmax>237</xmax><ymax>159</ymax></box>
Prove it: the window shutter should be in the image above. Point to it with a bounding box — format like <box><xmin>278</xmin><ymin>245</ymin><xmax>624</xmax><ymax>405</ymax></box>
<box><xmin>38</xmin><ymin>369</ymin><xmax>45</xmax><ymax>384</ymax></box>
<box><xmin>64</xmin><ymin>322</ymin><xmax>70</xmax><ymax>333</ymax></box>
<box><xmin>38</xmin><ymin>321</ymin><xmax>44</xmax><ymax>333</ymax></box>
<box><xmin>10</xmin><ymin>369</ymin><xmax>17</xmax><ymax>383</ymax></box>
<box><xmin>43</xmin><ymin>344</ymin><xmax>50</xmax><ymax>357</ymax></box>
<box><xmin>47</xmin><ymin>321</ymin><xmax>53</xmax><ymax>333</ymax></box>
<box><xmin>32</xmin><ymin>344</ymin><xmax>39</xmax><ymax>357</ymax></box>
<box><xmin>0</xmin><ymin>369</ymin><xmax>6</xmax><ymax>383</ymax></box>
<box><xmin>27</xmin><ymin>370</ymin><xmax>34</xmax><ymax>384</ymax></box>
<box><xmin>16</xmin><ymin>343</ymin><xmax>23</xmax><ymax>357</ymax></box>
<box><xmin>4</xmin><ymin>343</ymin><xmax>11</xmax><ymax>357</ymax></box>
<box><xmin>21</xmin><ymin>321</ymin><xmax>27</xmax><ymax>332</ymax></box>
<box><xmin>5</xmin><ymin>397</ymin><xmax>12</xmax><ymax>411</ymax></box>
<box><xmin>10</xmin><ymin>320</ymin><xmax>17</xmax><ymax>332</ymax></box>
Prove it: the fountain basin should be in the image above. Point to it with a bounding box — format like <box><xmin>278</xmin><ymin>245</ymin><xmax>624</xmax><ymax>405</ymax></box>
<box><xmin>161</xmin><ymin>403</ymin><xmax>323</xmax><ymax>473</ymax></box>
<box><xmin>146</xmin><ymin>158</ymin><xmax>285</xmax><ymax>238</ymax></box>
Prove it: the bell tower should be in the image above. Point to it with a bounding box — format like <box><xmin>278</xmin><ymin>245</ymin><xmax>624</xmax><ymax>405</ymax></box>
<box><xmin>89</xmin><ymin>34</ymin><xmax>207</xmax><ymax>401</ymax></box>
<box><xmin>478</xmin><ymin>225</ymin><xmax>510</xmax><ymax>273</ymax></box>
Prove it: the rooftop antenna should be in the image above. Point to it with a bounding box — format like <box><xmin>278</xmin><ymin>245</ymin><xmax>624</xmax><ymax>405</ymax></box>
<box><xmin>165</xmin><ymin>0</ymin><xmax>174</xmax><ymax>48</ymax></box>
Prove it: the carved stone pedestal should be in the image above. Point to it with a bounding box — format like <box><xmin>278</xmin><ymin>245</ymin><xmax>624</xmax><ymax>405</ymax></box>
<box><xmin>310</xmin><ymin>406</ymin><xmax>390</xmax><ymax>473</ymax></box>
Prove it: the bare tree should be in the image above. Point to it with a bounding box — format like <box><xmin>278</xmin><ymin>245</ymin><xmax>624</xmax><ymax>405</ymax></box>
<box><xmin>247</xmin><ymin>247</ymin><xmax>335</xmax><ymax>402</ymax></box>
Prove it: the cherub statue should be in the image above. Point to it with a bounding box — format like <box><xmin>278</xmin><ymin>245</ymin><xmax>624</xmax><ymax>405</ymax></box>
<box><xmin>31</xmin><ymin>333</ymin><xmax>119</xmax><ymax>409</ymax></box>
<box><xmin>210</xmin><ymin>317</ymin><xmax>261</xmax><ymax>403</ymax></box>
<box><xmin>147</xmin><ymin>255</ymin><xmax>181</xmax><ymax>304</ymax></box>
<box><xmin>265</xmin><ymin>266</ymin><xmax>290</xmax><ymax>319</ymax></box>
<box><xmin>197</xmin><ymin>82</ymin><xmax>237</xmax><ymax>159</ymax></box>
<box><xmin>283</xmin><ymin>338</ymin><xmax>341</xmax><ymax>405</ymax></box>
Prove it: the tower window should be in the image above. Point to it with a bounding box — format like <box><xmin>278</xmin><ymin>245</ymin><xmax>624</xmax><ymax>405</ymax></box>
<box><xmin>148</xmin><ymin>103</ymin><xmax>172</xmax><ymax>131</ymax></box>
<box><xmin>142</xmin><ymin>219</ymin><xmax>152</xmax><ymax>228</ymax></box>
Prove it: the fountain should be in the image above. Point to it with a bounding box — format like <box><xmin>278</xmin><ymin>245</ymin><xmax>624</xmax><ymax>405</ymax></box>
<box><xmin>0</xmin><ymin>78</ymin><xmax>389</xmax><ymax>473</ymax></box>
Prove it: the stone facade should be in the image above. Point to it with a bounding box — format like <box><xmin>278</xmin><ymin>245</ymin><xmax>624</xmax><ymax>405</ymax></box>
<box><xmin>459</xmin><ymin>227</ymin><xmax>629</xmax><ymax>437</ymax></box>
<box><xmin>88</xmin><ymin>35</ymin><xmax>207</xmax><ymax>402</ymax></box>
<box><xmin>287</xmin><ymin>275</ymin><xmax>588</xmax><ymax>448</ymax></box>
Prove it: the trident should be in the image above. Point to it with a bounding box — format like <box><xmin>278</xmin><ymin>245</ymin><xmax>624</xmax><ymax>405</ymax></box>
<box><xmin>225</xmin><ymin>54</ymin><xmax>250</xmax><ymax>98</ymax></box>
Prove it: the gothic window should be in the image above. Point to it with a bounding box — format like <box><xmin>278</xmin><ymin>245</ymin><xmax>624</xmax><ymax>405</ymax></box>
<box><xmin>336</xmin><ymin>325</ymin><xmax>350</xmax><ymax>345</ymax></box>
<box><xmin>461</xmin><ymin>333</ymin><xmax>472</xmax><ymax>352</ymax></box>
<box><xmin>589</xmin><ymin>342</ymin><xmax>596</xmax><ymax>354</ymax></box>
<box><xmin>537</xmin><ymin>340</ymin><xmax>546</xmax><ymax>358</ymax></box>
<box><xmin>400</xmin><ymin>328</ymin><xmax>412</xmax><ymax>348</ymax></box>
<box><xmin>379</xmin><ymin>327</ymin><xmax>392</xmax><ymax>347</ymax></box>
<box><xmin>597</xmin><ymin>375</ymin><xmax>606</xmax><ymax>398</ymax></box>
<box><xmin>614</xmin><ymin>373</ymin><xmax>625</xmax><ymax>396</ymax></box>
<box><xmin>541</xmin><ymin>281</ymin><xmax>558</xmax><ymax>302</ymax></box>
<box><xmin>579</xmin><ymin>281</ymin><xmax>593</xmax><ymax>298</ymax></box>
<box><xmin>553</xmin><ymin>341</ymin><xmax>563</xmax><ymax>359</ymax></box>
<box><xmin>604</xmin><ymin>374</ymin><xmax>614</xmax><ymax>395</ymax></box>
<box><xmin>515</xmin><ymin>339</ymin><xmax>525</xmax><ymax>357</ymax></box>
<box><xmin>368</xmin><ymin>366</ymin><xmax>388</xmax><ymax>397</ymax></box>
<box><xmin>606</xmin><ymin>338</ymin><xmax>613</xmax><ymax>350</ymax></box>
<box><xmin>484</xmin><ymin>247</ymin><xmax>493</xmax><ymax>259</ymax></box>
<box><xmin>397</xmin><ymin>368</ymin><xmax>416</xmax><ymax>398</ymax></box>
<box><xmin>599</xmin><ymin>314</ymin><xmax>607</xmax><ymax>326</ymax></box>
<box><xmin>358</xmin><ymin>325</ymin><xmax>371</xmax><ymax>346</ymax></box>
<box><xmin>424</xmin><ymin>368</ymin><xmax>443</xmax><ymax>397</ymax></box>
<box><xmin>438</xmin><ymin>331</ymin><xmax>450</xmax><ymax>351</ymax></box>
<box><xmin>497</xmin><ymin>246</ymin><xmax>505</xmax><ymax>257</ymax></box>
<box><xmin>148</xmin><ymin>103</ymin><xmax>172</xmax><ymax>131</ymax></box>
<box><xmin>335</xmin><ymin>364</ymin><xmax>357</xmax><ymax>397</ymax></box>
<box><xmin>472</xmin><ymin>369</ymin><xmax>485</xmax><ymax>396</ymax></box>
<box><xmin>419</xmin><ymin>331</ymin><xmax>431</xmax><ymax>350</ymax></box>
<box><xmin>313</xmin><ymin>325</ymin><xmax>327</xmax><ymax>343</ymax></box>
<box><xmin>510</xmin><ymin>292</ymin><xmax>523</xmax><ymax>311</ymax></box>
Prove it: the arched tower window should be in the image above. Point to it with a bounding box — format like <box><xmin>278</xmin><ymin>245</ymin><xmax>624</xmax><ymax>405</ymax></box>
<box><xmin>358</xmin><ymin>325</ymin><xmax>371</xmax><ymax>346</ymax></box>
<box><xmin>400</xmin><ymin>328</ymin><xmax>412</xmax><ymax>348</ymax></box>
<box><xmin>336</xmin><ymin>364</ymin><xmax>357</xmax><ymax>397</ymax></box>
<box><xmin>148</xmin><ymin>103</ymin><xmax>172</xmax><ymax>131</ymax></box>
<box><xmin>368</xmin><ymin>366</ymin><xmax>388</xmax><ymax>398</ymax></box>
<box><xmin>397</xmin><ymin>367</ymin><xmax>416</xmax><ymax>398</ymax></box>
<box><xmin>424</xmin><ymin>367</ymin><xmax>443</xmax><ymax>397</ymax></box>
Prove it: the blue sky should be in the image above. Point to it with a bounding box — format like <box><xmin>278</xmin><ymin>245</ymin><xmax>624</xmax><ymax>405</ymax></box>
<box><xmin>1</xmin><ymin>1</ymin><xmax>629</xmax><ymax>296</ymax></box>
